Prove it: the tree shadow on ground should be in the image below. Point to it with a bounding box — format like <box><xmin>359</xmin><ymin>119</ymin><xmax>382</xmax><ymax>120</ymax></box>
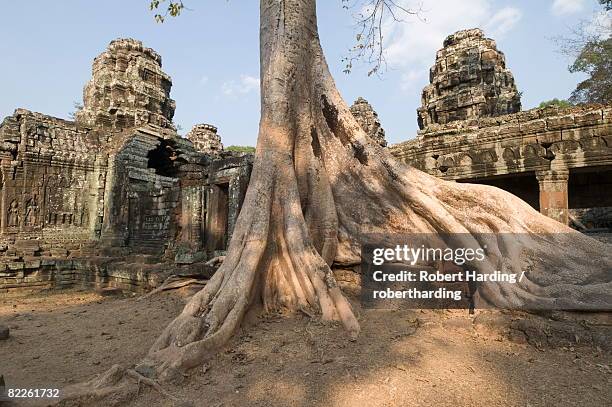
<box><xmin>2</xmin><ymin>284</ymin><xmax>610</xmax><ymax>406</ymax></box>
<box><xmin>127</xmin><ymin>295</ymin><xmax>611</xmax><ymax>407</ymax></box>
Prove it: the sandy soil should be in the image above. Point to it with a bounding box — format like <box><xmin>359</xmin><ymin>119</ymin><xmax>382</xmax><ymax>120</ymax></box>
<box><xmin>1</xmin><ymin>288</ymin><xmax>610</xmax><ymax>407</ymax></box>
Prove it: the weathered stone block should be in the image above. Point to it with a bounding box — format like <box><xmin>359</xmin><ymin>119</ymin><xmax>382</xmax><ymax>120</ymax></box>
<box><xmin>592</xmin><ymin>124</ymin><xmax>612</xmax><ymax>138</ymax></box>
<box><xmin>520</xmin><ymin>119</ymin><xmax>546</xmax><ymax>134</ymax></box>
<box><xmin>174</xmin><ymin>251</ymin><xmax>207</xmax><ymax>265</ymax></box>
<box><xmin>498</xmin><ymin>124</ymin><xmax>520</xmax><ymax>136</ymax></box>
<box><xmin>24</xmin><ymin>260</ymin><xmax>41</xmax><ymax>269</ymax></box>
<box><xmin>54</xmin><ymin>259</ymin><xmax>74</xmax><ymax>271</ymax></box>
<box><xmin>536</xmin><ymin>131</ymin><xmax>562</xmax><ymax>145</ymax></box>
<box><xmin>50</xmin><ymin>248</ymin><xmax>68</xmax><ymax>257</ymax></box>
<box><xmin>574</xmin><ymin>111</ymin><xmax>602</xmax><ymax>126</ymax></box>
<box><xmin>8</xmin><ymin>262</ymin><xmax>24</xmax><ymax>270</ymax></box>
<box><xmin>479</xmin><ymin>128</ymin><xmax>499</xmax><ymax>139</ymax></box>
<box><xmin>546</xmin><ymin>115</ymin><xmax>574</xmax><ymax>131</ymax></box>
<box><xmin>562</xmin><ymin>127</ymin><xmax>593</xmax><ymax>141</ymax></box>
<box><xmin>14</xmin><ymin>239</ymin><xmax>40</xmax><ymax>250</ymax></box>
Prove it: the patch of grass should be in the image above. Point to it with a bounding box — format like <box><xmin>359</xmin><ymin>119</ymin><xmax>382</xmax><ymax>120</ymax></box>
<box><xmin>226</xmin><ymin>145</ymin><xmax>256</xmax><ymax>153</ymax></box>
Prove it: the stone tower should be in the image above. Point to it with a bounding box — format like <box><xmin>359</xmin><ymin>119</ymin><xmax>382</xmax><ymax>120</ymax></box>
<box><xmin>350</xmin><ymin>97</ymin><xmax>387</xmax><ymax>147</ymax></box>
<box><xmin>186</xmin><ymin>124</ymin><xmax>224</xmax><ymax>155</ymax></box>
<box><xmin>76</xmin><ymin>38</ymin><xmax>176</xmax><ymax>131</ymax></box>
<box><xmin>417</xmin><ymin>28</ymin><xmax>521</xmax><ymax>130</ymax></box>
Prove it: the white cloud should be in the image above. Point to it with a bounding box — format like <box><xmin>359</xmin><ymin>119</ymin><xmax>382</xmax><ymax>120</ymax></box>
<box><xmin>400</xmin><ymin>70</ymin><xmax>425</xmax><ymax>91</ymax></box>
<box><xmin>551</xmin><ymin>0</ymin><xmax>586</xmax><ymax>16</ymax></box>
<box><xmin>383</xmin><ymin>0</ymin><xmax>522</xmax><ymax>91</ymax></box>
<box><xmin>221</xmin><ymin>75</ymin><xmax>260</xmax><ymax>96</ymax></box>
<box><xmin>487</xmin><ymin>7</ymin><xmax>523</xmax><ymax>36</ymax></box>
<box><xmin>199</xmin><ymin>75</ymin><xmax>209</xmax><ymax>86</ymax></box>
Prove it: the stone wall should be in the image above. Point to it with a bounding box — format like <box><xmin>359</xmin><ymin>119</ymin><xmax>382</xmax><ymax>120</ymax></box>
<box><xmin>0</xmin><ymin>109</ymin><xmax>100</xmax><ymax>244</ymax></box>
<box><xmin>0</xmin><ymin>110</ymin><xmax>253</xmax><ymax>294</ymax></box>
<box><xmin>99</xmin><ymin>127</ymin><xmax>183</xmax><ymax>253</ymax></box>
<box><xmin>391</xmin><ymin>105</ymin><xmax>612</xmax><ymax>226</ymax></box>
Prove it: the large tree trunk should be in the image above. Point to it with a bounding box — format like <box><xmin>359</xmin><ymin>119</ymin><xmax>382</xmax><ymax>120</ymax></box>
<box><xmin>135</xmin><ymin>0</ymin><xmax>612</xmax><ymax>380</ymax></box>
<box><xmin>141</xmin><ymin>0</ymin><xmax>361</xmax><ymax>380</ymax></box>
<box><xmin>67</xmin><ymin>0</ymin><xmax>610</xmax><ymax>391</ymax></box>
<box><xmin>140</xmin><ymin>0</ymin><xmax>611</xmax><ymax>379</ymax></box>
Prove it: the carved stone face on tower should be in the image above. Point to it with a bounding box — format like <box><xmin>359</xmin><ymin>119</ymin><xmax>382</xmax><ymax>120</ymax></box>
<box><xmin>76</xmin><ymin>38</ymin><xmax>176</xmax><ymax>131</ymax></box>
<box><xmin>350</xmin><ymin>97</ymin><xmax>387</xmax><ymax>147</ymax></box>
<box><xmin>186</xmin><ymin>124</ymin><xmax>224</xmax><ymax>154</ymax></box>
<box><xmin>417</xmin><ymin>28</ymin><xmax>522</xmax><ymax>130</ymax></box>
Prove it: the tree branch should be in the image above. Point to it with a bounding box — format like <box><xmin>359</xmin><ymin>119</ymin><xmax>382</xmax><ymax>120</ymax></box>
<box><xmin>341</xmin><ymin>0</ymin><xmax>423</xmax><ymax>76</ymax></box>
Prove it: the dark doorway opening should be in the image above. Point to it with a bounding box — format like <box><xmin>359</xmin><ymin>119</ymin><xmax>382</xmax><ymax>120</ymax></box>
<box><xmin>147</xmin><ymin>140</ymin><xmax>179</xmax><ymax>177</ymax></box>
<box><xmin>569</xmin><ymin>167</ymin><xmax>612</xmax><ymax>230</ymax></box>
<box><xmin>206</xmin><ymin>183</ymin><xmax>230</xmax><ymax>253</ymax></box>
<box><xmin>458</xmin><ymin>172</ymin><xmax>540</xmax><ymax>210</ymax></box>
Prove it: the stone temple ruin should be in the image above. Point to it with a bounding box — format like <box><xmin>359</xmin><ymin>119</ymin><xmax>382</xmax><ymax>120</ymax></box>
<box><xmin>0</xmin><ymin>29</ymin><xmax>610</xmax><ymax>293</ymax></box>
<box><xmin>0</xmin><ymin>39</ymin><xmax>252</xmax><ymax>293</ymax></box>
<box><xmin>186</xmin><ymin>124</ymin><xmax>224</xmax><ymax>155</ymax></box>
<box><xmin>75</xmin><ymin>38</ymin><xmax>176</xmax><ymax>131</ymax></box>
<box><xmin>391</xmin><ymin>28</ymin><xmax>612</xmax><ymax>230</ymax></box>
<box><xmin>416</xmin><ymin>28</ymin><xmax>521</xmax><ymax>130</ymax></box>
<box><xmin>350</xmin><ymin>97</ymin><xmax>387</xmax><ymax>147</ymax></box>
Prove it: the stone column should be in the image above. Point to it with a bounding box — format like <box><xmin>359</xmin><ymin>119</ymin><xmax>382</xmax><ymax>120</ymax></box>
<box><xmin>91</xmin><ymin>155</ymin><xmax>108</xmax><ymax>239</ymax></box>
<box><xmin>226</xmin><ymin>164</ymin><xmax>251</xmax><ymax>243</ymax></box>
<box><xmin>536</xmin><ymin>169</ymin><xmax>569</xmax><ymax>224</ymax></box>
<box><xmin>227</xmin><ymin>176</ymin><xmax>241</xmax><ymax>244</ymax></box>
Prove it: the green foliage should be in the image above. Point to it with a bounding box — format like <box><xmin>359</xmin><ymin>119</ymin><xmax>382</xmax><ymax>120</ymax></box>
<box><xmin>225</xmin><ymin>145</ymin><xmax>256</xmax><ymax>153</ymax></box>
<box><xmin>150</xmin><ymin>0</ymin><xmax>184</xmax><ymax>23</ymax></box>
<box><xmin>569</xmin><ymin>37</ymin><xmax>612</xmax><ymax>104</ymax></box>
<box><xmin>599</xmin><ymin>0</ymin><xmax>611</xmax><ymax>11</ymax></box>
<box><xmin>538</xmin><ymin>99</ymin><xmax>573</xmax><ymax>109</ymax></box>
<box><xmin>68</xmin><ymin>101</ymin><xmax>84</xmax><ymax>121</ymax></box>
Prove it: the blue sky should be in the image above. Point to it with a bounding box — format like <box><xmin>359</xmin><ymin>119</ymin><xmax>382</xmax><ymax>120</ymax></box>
<box><xmin>0</xmin><ymin>0</ymin><xmax>607</xmax><ymax>146</ymax></box>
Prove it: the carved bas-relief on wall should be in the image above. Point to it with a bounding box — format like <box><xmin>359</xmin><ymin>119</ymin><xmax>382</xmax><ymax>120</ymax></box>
<box><xmin>0</xmin><ymin>110</ymin><xmax>97</xmax><ymax>237</ymax></box>
<box><xmin>7</xmin><ymin>200</ymin><xmax>19</xmax><ymax>228</ymax></box>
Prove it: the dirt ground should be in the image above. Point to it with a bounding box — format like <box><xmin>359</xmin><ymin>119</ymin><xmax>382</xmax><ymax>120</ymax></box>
<box><xmin>1</xmin><ymin>288</ymin><xmax>610</xmax><ymax>407</ymax></box>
